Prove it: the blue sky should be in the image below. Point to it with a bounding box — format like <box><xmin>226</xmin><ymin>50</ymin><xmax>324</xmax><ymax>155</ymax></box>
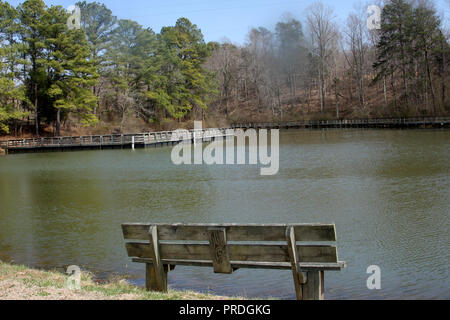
<box><xmin>7</xmin><ymin>0</ymin><xmax>450</xmax><ymax>44</ymax></box>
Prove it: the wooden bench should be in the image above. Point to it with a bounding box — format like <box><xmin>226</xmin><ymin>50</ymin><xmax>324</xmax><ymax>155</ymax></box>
<box><xmin>122</xmin><ymin>223</ymin><xmax>346</xmax><ymax>300</ymax></box>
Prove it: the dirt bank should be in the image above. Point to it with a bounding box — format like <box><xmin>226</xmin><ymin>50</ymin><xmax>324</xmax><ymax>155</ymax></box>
<box><xmin>0</xmin><ymin>261</ymin><xmax>238</xmax><ymax>300</ymax></box>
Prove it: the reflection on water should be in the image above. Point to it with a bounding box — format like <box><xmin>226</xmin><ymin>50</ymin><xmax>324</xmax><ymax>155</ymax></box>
<box><xmin>0</xmin><ymin>129</ymin><xmax>449</xmax><ymax>299</ymax></box>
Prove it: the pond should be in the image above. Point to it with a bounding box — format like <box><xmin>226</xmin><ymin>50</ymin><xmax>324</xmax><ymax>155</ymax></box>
<box><xmin>0</xmin><ymin>129</ymin><xmax>448</xmax><ymax>299</ymax></box>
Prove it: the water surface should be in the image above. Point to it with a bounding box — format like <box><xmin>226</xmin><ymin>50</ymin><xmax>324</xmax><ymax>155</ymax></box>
<box><xmin>0</xmin><ymin>129</ymin><xmax>448</xmax><ymax>299</ymax></box>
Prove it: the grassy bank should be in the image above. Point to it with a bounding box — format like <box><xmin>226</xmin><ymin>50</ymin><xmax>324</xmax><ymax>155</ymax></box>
<box><xmin>0</xmin><ymin>261</ymin><xmax>238</xmax><ymax>300</ymax></box>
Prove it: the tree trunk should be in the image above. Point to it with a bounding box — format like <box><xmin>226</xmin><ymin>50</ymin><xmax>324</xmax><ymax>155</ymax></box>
<box><xmin>319</xmin><ymin>74</ymin><xmax>325</xmax><ymax>113</ymax></box>
<box><xmin>391</xmin><ymin>72</ymin><xmax>397</xmax><ymax>109</ymax></box>
<box><xmin>359</xmin><ymin>71</ymin><xmax>365</xmax><ymax>110</ymax></box>
<box><xmin>441</xmin><ymin>37</ymin><xmax>446</xmax><ymax>108</ymax></box>
<box><xmin>335</xmin><ymin>78</ymin><xmax>339</xmax><ymax>118</ymax></box>
<box><xmin>278</xmin><ymin>89</ymin><xmax>282</xmax><ymax>120</ymax></box>
<box><xmin>34</xmin><ymin>83</ymin><xmax>39</xmax><ymax>137</ymax></box>
<box><xmin>425</xmin><ymin>49</ymin><xmax>436</xmax><ymax>116</ymax></box>
<box><xmin>56</xmin><ymin>108</ymin><xmax>61</xmax><ymax>137</ymax></box>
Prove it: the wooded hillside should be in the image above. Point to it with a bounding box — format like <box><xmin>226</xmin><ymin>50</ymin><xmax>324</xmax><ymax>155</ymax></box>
<box><xmin>0</xmin><ymin>0</ymin><xmax>449</xmax><ymax>137</ymax></box>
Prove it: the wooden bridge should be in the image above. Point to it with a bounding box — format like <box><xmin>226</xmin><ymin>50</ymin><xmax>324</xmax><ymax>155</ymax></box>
<box><xmin>232</xmin><ymin>116</ymin><xmax>450</xmax><ymax>130</ymax></box>
<box><xmin>0</xmin><ymin>128</ymin><xmax>234</xmax><ymax>155</ymax></box>
<box><xmin>1</xmin><ymin>117</ymin><xmax>449</xmax><ymax>155</ymax></box>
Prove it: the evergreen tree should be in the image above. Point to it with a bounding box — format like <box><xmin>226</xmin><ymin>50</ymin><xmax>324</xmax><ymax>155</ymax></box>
<box><xmin>148</xmin><ymin>18</ymin><xmax>217</xmax><ymax>119</ymax></box>
<box><xmin>18</xmin><ymin>0</ymin><xmax>46</xmax><ymax>136</ymax></box>
<box><xmin>104</xmin><ymin>19</ymin><xmax>155</xmax><ymax>127</ymax></box>
<box><xmin>374</xmin><ymin>0</ymin><xmax>448</xmax><ymax>115</ymax></box>
<box><xmin>374</xmin><ymin>0</ymin><xmax>414</xmax><ymax>107</ymax></box>
<box><xmin>41</xmin><ymin>5</ymin><xmax>98</xmax><ymax>136</ymax></box>
<box><xmin>77</xmin><ymin>1</ymin><xmax>116</xmax><ymax>64</ymax></box>
<box><xmin>411</xmin><ymin>4</ymin><xmax>443</xmax><ymax>115</ymax></box>
<box><xmin>77</xmin><ymin>1</ymin><xmax>116</xmax><ymax>113</ymax></box>
<box><xmin>0</xmin><ymin>49</ymin><xmax>30</xmax><ymax>134</ymax></box>
<box><xmin>0</xmin><ymin>1</ymin><xmax>30</xmax><ymax>134</ymax></box>
<box><xmin>275</xmin><ymin>17</ymin><xmax>306</xmax><ymax>97</ymax></box>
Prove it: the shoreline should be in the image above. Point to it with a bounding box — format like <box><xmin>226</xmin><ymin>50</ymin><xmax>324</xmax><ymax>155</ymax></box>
<box><xmin>1</xmin><ymin>127</ymin><xmax>448</xmax><ymax>156</ymax></box>
<box><xmin>0</xmin><ymin>261</ymin><xmax>241</xmax><ymax>300</ymax></box>
<box><xmin>1</xmin><ymin>116</ymin><xmax>449</xmax><ymax>142</ymax></box>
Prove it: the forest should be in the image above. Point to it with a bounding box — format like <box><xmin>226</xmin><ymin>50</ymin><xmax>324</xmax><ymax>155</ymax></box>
<box><xmin>0</xmin><ymin>0</ymin><xmax>449</xmax><ymax>137</ymax></box>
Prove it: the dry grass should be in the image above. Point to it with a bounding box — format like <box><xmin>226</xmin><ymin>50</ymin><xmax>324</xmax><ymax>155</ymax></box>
<box><xmin>0</xmin><ymin>261</ymin><xmax>240</xmax><ymax>301</ymax></box>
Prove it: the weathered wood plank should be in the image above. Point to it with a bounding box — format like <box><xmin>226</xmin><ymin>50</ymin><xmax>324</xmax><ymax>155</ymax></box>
<box><xmin>123</xmin><ymin>223</ymin><xmax>345</xmax><ymax>300</ymax></box>
<box><xmin>132</xmin><ymin>258</ymin><xmax>345</xmax><ymax>271</ymax></box>
<box><xmin>148</xmin><ymin>226</ymin><xmax>167</xmax><ymax>292</ymax></box>
<box><xmin>145</xmin><ymin>263</ymin><xmax>170</xmax><ymax>292</ymax></box>
<box><xmin>286</xmin><ymin>226</ymin><xmax>307</xmax><ymax>300</ymax></box>
<box><xmin>302</xmin><ymin>271</ymin><xmax>324</xmax><ymax>300</ymax></box>
<box><xmin>122</xmin><ymin>223</ymin><xmax>337</xmax><ymax>242</ymax></box>
<box><xmin>208</xmin><ymin>228</ymin><xmax>232</xmax><ymax>274</ymax></box>
<box><xmin>125</xmin><ymin>242</ymin><xmax>338</xmax><ymax>263</ymax></box>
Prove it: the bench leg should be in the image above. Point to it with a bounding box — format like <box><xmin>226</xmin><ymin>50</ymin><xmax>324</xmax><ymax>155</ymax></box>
<box><xmin>145</xmin><ymin>263</ymin><xmax>169</xmax><ymax>292</ymax></box>
<box><xmin>301</xmin><ymin>271</ymin><xmax>324</xmax><ymax>300</ymax></box>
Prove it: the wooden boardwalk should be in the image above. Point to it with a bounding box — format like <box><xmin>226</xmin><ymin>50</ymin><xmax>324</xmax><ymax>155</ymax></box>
<box><xmin>232</xmin><ymin>117</ymin><xmax>450</xmax><ymax>130</ymax></box>
<box><xmin>1</xmin><ymin>117</ymin><xmax>449</xmax><ymax>155</ymax></box>
<box><xmin>0</xmin><ymin>128</ymin><xmax>234</xmax><ymax>155</ymax></box>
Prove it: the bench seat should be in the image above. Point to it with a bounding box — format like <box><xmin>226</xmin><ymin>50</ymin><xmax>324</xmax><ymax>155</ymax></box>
<box><xmin>122</xmin><ymin>223</ymin><xmax>346</xmax><ymax>300</ymax></box>
<box><xmin>132</xmin><ymin>258</ymin><xmax>346</xmax><ymax>271</ymax></box>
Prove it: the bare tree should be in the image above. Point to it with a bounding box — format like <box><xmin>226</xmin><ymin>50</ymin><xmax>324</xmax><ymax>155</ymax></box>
<box><xmin>330</xmin><ymin>30</ymin><xmax>342</xmax><ymax>118</ymax></box>
<box><xmin>207</xmin><ymin>41</ymin><xmax>241</xmax><ymax>117</ymax></box>
<box><xmin>245</xmin><ymin>27</ymin><xmax>277</xmax><ymax>115</ymax></box>
<box><xmin>344</xmin><ymin>10</ymin><xmax>369</xmax><ymax>112</ymax></box>
<box><xmin>306</xmin><ymin>2</ymin><xmax>338</xmax><ymax>113</ymax></box>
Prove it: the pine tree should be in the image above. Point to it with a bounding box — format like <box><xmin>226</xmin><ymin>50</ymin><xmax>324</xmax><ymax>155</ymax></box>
<box><xmin>0</xmin><ymin>50</ymin><xmax>30</xmax><ymax>134</ymax></box>
<box><xmin>374</xmin><ymin>0</ymin><xmax>448</xmax><ymax>115</ymax></box>
<box><xmin>411</xmin><ymin>4</ymin><xmax>443</xmax><ymax>115</ymax></box>
<box><xmin>77</xmin><ymin>1</ymin><xmax>116</xmax><ymax>113</ymax></box>
<box><xmin>18</xmin><ymin>0</ymin><xmax>46</xmax><ymax>136</ymax></box>
<box><xmin>104</xmin><ymin>19</ymin><xmax>155</xmax><ymax>127</ymax></box>
<box><xmin>148</xmin><ymin>18</ymin><xmax>217</xmax><ymax>119</ymax></box>
<box><xmin>41</xmin><ymin>5</ymin><xmax>98</xmax><ymax>136</ymax></box>
<box><xmin>275</xmin><ymin>17</ymin><xmax>306</xmax><ymax>97</ymax></box>
<box><xmin>0</xmin><ymin>1</ymin><xmax>30</xmax><ymax>134</ymax></box>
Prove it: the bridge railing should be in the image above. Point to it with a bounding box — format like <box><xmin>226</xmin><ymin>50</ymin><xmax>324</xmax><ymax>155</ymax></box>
<box><xmin>0</xmin><ymin>128</ymin><xmax>234</xmax><ymax>149</ymax></box>
<box><xmin>232</xmin><ymin>116</ymin><xmax>450</xmax><ymax>128</ymax></box>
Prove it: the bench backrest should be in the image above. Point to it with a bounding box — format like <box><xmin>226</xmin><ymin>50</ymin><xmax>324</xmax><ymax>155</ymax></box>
<box><xmin>122</xmin><ymin>223</ymin><xmax>340</xmax><ymax>273</ymax></box>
